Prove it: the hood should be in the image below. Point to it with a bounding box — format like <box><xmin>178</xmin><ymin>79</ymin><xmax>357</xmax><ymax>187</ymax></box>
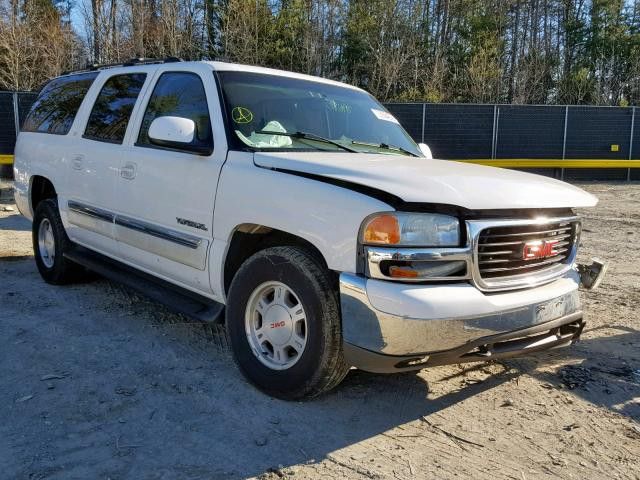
<box><xmin>254</xmin><ymin>152</ymin><xmax>598</xmax><ymax>210</ymax></box>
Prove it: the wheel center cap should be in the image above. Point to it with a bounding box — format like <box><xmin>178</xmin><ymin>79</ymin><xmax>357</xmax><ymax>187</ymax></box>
<box><xmin>263</xmin><ymin>305</ymin><xmax>293</xmax><ymax>346</ymax></box>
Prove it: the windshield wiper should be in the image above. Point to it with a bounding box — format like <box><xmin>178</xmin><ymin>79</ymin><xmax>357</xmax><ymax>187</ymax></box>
<box><xmin>257</xmin><ymin>130</ymin><xmax>359</xmax><ymax>153</ymax></box>
<box><xmin>350</xmin><ymin>139</ymin><xmax>419</xmax><ymax>157</ymax></box>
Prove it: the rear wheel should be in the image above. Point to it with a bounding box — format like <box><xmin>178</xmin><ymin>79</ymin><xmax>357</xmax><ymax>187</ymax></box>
<box><xmin>226</xmin><ymin>246</ymin><xmax>349</xmax><ymax>399</ymax></box>
<box><xmin>32</xmin><ymin>198</ymin><xmax>85</xmax><ymax>284</ymax></box>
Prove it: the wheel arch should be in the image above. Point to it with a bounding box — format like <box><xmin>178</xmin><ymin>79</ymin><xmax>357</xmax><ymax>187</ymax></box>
<box><xmin>222</xmin><ymin>223</ymin><xmax>331</xmax><ymax>298</ymax></box>
<box><xmin>30</xmin><ymin>175</ymin><xmax>57</xmax><ymax>215</ymax></box>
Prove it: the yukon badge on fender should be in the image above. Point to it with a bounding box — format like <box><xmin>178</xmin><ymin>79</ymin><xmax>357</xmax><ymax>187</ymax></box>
<box><xmin>13</xmin><ymin>59</ymin><xmax>606</xmax><ymax>399</ymax></box>
<box><xmin>176</xmin><ymin>217</ymin><xmax>208</xmax><ymax>232</ymax></box>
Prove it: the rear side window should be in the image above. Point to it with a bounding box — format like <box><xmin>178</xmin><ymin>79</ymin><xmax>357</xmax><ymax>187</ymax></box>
<box><xmin>137</xmin><ymin>72</ymin><xmax>212</xmax><ymax>152</ymax></box>
<box><xmin>84</xmin><ymin>73</ymin><xmax>147</xmax><ymax>144</ymax></box>
<box><xmin>22</xmin><ymin>73</ymin><xmax>98</xmax><ymax>135</ymax></box>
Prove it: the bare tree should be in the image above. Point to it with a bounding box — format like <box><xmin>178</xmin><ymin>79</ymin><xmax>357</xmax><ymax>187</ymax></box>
<box><xmin>0</xmin><ymin>0</ymin><xmax>80</xmax><ymax>90</ymax></box>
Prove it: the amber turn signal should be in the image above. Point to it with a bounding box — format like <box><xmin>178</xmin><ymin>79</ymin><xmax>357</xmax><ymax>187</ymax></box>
<box><xmin>363</xmin><ymin>214</ymin><xmax>401</xmax><ymax>245</ymax></box>
<box><xmin>388</xmin><ymin>265</ymin><xmax>420</xmax><ymax>278</ymax></box>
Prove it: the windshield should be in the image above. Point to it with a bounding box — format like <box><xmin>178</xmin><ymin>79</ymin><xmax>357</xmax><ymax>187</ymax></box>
<box><xmin>217</xmin><ymin>71</ymin><xmax>421</xmax><ymax>156</ymax></box>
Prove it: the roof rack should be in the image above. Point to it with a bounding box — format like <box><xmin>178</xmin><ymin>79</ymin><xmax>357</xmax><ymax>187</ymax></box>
<box><xmin>64</xmin><ymin>57</ymin><xmax>184</xmax><ymax>76</ymax></box>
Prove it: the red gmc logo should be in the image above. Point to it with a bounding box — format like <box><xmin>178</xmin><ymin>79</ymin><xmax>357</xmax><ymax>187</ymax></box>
<box><xmin>270</xmin><ymin>321</ymin><xmax>286</xmax><ymax>329</ymax></box>
<box><xmin>522</xmin><ymin>239</ymin><xmax>560</xmax><ymax>260</ymax></box>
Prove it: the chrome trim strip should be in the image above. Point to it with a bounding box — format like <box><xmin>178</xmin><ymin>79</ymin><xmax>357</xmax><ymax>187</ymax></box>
<box><xmin>68</xmin><ymin>200</ymin><xmax>114</xmax><ymax>223</ymax></box>
<box><xmin>367</xmin><ymin>246</ymin><xmax>471</xmax><ymax>262</ymax></box>
<box><xmin>115</xmin><ymin>215</ymin><xmax>202</xmax><ymax>250</ymax></box>
<box><xmin>365</xmin><ymin>246</ymin><xmax>471</xmax><ymax>282</ymax></box>
<box><xmin>468</xmin><ymin>215</ymin><xmax>581</xmax><ymax>292</ymax></box>
<box><xmin>67</xmin><ymin>200</ymin><xmax>203</xmax><ymax>250</ymax></box>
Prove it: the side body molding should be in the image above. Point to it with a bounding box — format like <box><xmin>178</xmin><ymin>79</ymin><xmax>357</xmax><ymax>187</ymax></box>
<box><xmin>115</xmin><ymin>215</ymin><xmax>202</xmax><ymax>249</ymax></box>
<box><xmin>67</xmin><ymin>200</ymin><xmax>208</xmax><ymax>270</ymax></box>
<box><xmin>68</xmin><ymin>201</ymin><xmax>114</xmax><ymax>223</ymax></box>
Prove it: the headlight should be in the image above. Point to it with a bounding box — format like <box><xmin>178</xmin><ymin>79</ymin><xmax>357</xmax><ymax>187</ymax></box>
<box><xmin>361</xmin><ymin>212</ymin><xmax>460</xmax><ymax>247</ymax></box>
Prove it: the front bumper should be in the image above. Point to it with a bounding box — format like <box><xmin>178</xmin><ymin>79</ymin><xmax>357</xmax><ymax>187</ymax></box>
<box><xmin>339</xmin><ymin>271</ymin><xmax>584</xmax><ymax>373</ymax></box>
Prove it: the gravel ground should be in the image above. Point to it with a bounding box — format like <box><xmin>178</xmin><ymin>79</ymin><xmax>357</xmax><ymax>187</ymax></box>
<box><xmin>0</xmin><ymin>181</ymin><xmax>639</xmax><ymax>480</ymax></box>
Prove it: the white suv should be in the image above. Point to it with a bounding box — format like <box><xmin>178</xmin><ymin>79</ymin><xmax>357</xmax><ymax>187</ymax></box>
<box><xmin>13</xmin><ymin>59</ymin><xmax>605</xmax><ymax>399</ymax></box>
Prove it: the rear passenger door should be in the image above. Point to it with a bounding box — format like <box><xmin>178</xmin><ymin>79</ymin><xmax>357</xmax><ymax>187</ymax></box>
<box><xmin>64</xmin><ymin>71</ymin><xmax>150</xmax><ymax>258</ymax></box>
<box><xmin>112</xmin><ymin>64</ymin><xmax>228</xmax><ymax>296</ymax></box>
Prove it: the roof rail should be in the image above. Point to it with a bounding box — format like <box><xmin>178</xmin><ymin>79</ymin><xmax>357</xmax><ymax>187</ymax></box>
<box><xmin>63</xmin><ymin>57</ymin><xmax>184</xmax><ymax>76</ymax></box>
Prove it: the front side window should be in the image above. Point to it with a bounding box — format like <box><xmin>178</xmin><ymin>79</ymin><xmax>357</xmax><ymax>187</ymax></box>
<box><xmin>137</xmin><ymin>72</ymin><xmax>212</xmax><ymax>153</ymax></box>
<box><xmin>22</xmin><ymin>73</ymin><xmax>98</xmax><ymax>135</ymax></box>
<box><xmin>84</xmin><ymin>73</ymin><xmax>146</xmax><ymax>144</ymax></box>
<box><xmin>217</xmin><ymin>71</ymin><xmax>421</xmax><ymax>156</ymax></box>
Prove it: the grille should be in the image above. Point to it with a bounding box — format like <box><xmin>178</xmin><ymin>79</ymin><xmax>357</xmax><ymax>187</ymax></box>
<box><xmin>476</xmin><ymin>220</ymin><xmax>578</xmax><ymax>281</ymax></box>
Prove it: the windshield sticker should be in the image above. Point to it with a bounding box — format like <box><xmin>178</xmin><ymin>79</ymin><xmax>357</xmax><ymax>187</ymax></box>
<box><xmin>371</xmin><ymin>108</ymin><xmax>399</xmax><ymax>124</ymax></box>
<box><xmin>232</xmin><ymin>106</ymin><xmax>254</xmax><ymax>124</ymax></box>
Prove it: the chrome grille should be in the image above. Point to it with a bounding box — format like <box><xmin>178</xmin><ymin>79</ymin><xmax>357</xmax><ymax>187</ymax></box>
<box><xmin>476</xmin><ymin>220</ymin><xmax>578</xmax><ymax>281</ymax></box>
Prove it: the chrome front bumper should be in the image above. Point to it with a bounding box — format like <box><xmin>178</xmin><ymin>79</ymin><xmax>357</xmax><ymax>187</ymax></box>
<box><xmin>339</xmin><ymin>271</ymin><xmax>584</xmax><ymax>373</ymax></box>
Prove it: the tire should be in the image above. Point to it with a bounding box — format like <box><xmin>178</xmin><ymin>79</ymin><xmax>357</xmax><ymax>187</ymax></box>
<box><xmin>226</xmin><ymin>246</ymin><xmax>349</xmax><ymax>399</ymax></box>
<box><xmin>32</xmin><ymin>198</ymin><xmax>85</xmax><ymax>284</ymax></box>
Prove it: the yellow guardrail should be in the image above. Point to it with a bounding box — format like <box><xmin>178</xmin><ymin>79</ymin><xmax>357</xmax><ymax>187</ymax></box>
<box><xmin>455</xmin><ymin>159</ymin><xmax>640</xmax><ymax>168</ymax></box>
<box><xmin>1</xmin><ymin>155</ymin><xmax>640</xmax><ymax>168</ymax></box>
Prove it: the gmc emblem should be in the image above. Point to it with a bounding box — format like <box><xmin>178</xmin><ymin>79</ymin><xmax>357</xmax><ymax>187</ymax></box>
<box><xmin>522</xmin><ymin>239</ymin><xmax>560</xmax><ymax>260</ymax></box>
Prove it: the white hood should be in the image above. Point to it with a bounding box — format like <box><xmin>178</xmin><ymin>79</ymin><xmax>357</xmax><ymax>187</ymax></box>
<box><xmin>254</xmin><ymin>152</ymin><xmax>598</xmax><ymax>210</ymax></box>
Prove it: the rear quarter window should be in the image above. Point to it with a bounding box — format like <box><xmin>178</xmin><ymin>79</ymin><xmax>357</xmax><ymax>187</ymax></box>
<box><xmin>22</xmin><ymin>73</ymin><xmax>99</xmax><ymax>135</ymax></box>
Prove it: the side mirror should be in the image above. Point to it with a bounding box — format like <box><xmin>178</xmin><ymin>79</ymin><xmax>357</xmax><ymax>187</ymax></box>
<box><xmin>418</xmin><ymin>143</ymin><xmax>433</xmax><ymax>159</ymax></box>
<box><xmin>148</xmin><ymin>116</ymin><xmax>211</xmax><ymax>154</ymax></box>
<box><xmin>149</xmin><ymin>116</ymin><xmax>195</xmax><ymax>144</ymax></box>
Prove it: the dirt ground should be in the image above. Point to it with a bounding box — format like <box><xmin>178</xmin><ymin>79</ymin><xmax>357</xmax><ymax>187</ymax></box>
<box><xmin>1</xmin><ymin>181</ymin><xmax>639</xmax><ymax>480</ymax></box>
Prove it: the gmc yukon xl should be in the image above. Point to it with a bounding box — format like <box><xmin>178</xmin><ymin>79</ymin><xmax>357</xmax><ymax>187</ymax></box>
<box><xmin>13</xmin><ymin>59</ymin><xmax>606</xmax><ymax>399</ymax></box>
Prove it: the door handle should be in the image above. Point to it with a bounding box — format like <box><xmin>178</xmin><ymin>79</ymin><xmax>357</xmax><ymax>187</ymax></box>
<box><xmin>71</xmin><ymin>154</ymin><xmax>84</xmax><ymax>170</ymax></box>
<box><xmin>120</xmin><ymin>162</ymin><xmax>137</xmax><ymax>180</ymax></box>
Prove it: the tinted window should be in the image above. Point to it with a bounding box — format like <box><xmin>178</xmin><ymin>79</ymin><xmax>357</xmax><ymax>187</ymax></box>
<box><xmin>137</xmin><ymin>72</ymin><xmax>212</xmax><ymax>152</ymax></box>
<box><xmin>84</xmin><ymin>73</ymin><xmax>146</xmax><ymax>144</ymax></box>
<box><xmin>22</xmin><ymin>73</ymin><xmax>98</xmax><ymax>135</ymax></box>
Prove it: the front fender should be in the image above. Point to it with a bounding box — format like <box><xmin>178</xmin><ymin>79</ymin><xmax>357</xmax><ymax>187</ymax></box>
<box><xmin>210</xmin><ymin>151</ymin><xmax>391</xmax><ymax>299</ymax></box>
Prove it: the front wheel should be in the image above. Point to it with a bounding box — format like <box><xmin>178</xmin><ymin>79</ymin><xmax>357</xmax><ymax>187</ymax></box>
<box><xmin>226</xmin><ymin>246</ymin><xmax>349</xmax><ymax>399</ymax></box>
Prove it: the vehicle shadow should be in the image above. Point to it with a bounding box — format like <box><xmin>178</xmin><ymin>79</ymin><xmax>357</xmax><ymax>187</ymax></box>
<box><xmin>0</xmin><ymin>211</ymin><xmax>30</xmax><ymax>232</ymax></box>
<box><xmin>133</xmin><ymin>356</ymin><xmax>520</xmax><ymax>480</ymax></box>
<box><xmin>13</xmin><ymin>274</ymin><xmax>525</xmax><ymax>479</ymax></box>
